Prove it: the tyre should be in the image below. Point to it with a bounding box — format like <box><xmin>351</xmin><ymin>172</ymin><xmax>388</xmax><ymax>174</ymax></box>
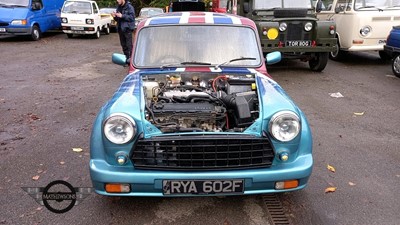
<box><xmin>104</xmin><ymin>25</ymin><xmax>110</xmax><ymax>35</ymax></box>
<box><xmin>309</xmin><ymin>52</ymin><xmax>329</xmax><ymax>72</ymax></box>
<box><xmin>392</xmin><ymin>54</ymin><xmax>400</xmax><ymax>77</ymax></box>
<box><xmin>30</xmin><ymin>25</ymin><xmax>41</xmax><ymax>41</ymax></box>
<box><xmin>93</xmin><ymin>28</ymin><xmax>100</xmax><ymax>39</ymax></box>
<box><xmin>329</xmin><ymin>38</ymin><xmax>346</xmax><ymax>60</ymax></box>
<box><xmin>379</xmin><ymin>50</ymin><xmax>391</xmax><ymax>61</ymax></box>
<box><xmin>67</xmin><ymin>33</ymin><xmax>73</xmax><ymax>38</ymax></box>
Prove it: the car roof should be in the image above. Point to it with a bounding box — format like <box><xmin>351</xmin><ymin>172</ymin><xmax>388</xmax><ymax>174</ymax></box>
<box><xmin>140</xmin><ymin>12</ymin><xmax>256</xmax><ymax>28</ymax></box>
<box><xmin>141</xmin><ymin>7</ymin><xmax>164</xmax><ymax>10</ymax></box>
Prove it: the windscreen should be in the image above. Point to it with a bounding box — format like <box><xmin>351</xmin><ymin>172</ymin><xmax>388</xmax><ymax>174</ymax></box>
<box><xmin>0</xmin><ymin>0</ymin><xmax>29</xmax><ymax>7</ymax></box>
<box><xmin>134</xmin><ymin>25</ymin><xmax>262</xmax><ymax>67</ymax></box>
<box><xmin>254</xmin><ymin>0</ymin><xmax>312</xmax><ymax>9</ymax></box>
<box><xmin>140</xmin><ymin>8</ymin><xmax>164</xmax><ymax>17</ymax></box>
<box><xmin>354</xmin><ymin>0</ymin><xmax>400</xmax><ymax>10</ymax></box>
<box><xmin>62</xmin><ymin>1</ymin><xmax>92</xmax><ymax>14</ymax></box>
<box><xmin>100</xmin><ymin>8</ymin><xmax>115</xmax><ymax>14</ymax></box>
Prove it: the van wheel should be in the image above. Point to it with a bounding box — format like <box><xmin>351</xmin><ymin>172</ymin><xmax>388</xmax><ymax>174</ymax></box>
<box><xmin>67</xmin><ymin>34</ymin><xmax>73</xmax><ymax>38</ymax></box>
<box><xmin>104</xmin><ymin>25</ymin><xmax>110</xmax><ymax>35</ymax></box>
<box><xmin>93</xmin><ymin>28</ymin><xmax>100</xmax><ymax>39</ymax></box>
<box><xmin>309</xmin><ymin>52</ymin><xmax>329</xmax><ymax>72</ymax></box>
<box><xmin>30</xmin><ymin>25</ymin><xmax>41</xmax><ymax>41</ymax></box>
<box><xmin>329</xmin><ymin>39</ymin><xmax>346</xmax><ymax>60</ymax></box>
<box><xmin>392</xmin><ymin>55</ymin><xmax>400</xmax><ymax>78</ymax></box>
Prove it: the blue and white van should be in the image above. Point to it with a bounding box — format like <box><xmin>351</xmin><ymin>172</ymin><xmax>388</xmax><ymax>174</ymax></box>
<box><xmin>0</xmin><ymin>0</ymin><xmax>65</xmax><ymax>40</ymax></box>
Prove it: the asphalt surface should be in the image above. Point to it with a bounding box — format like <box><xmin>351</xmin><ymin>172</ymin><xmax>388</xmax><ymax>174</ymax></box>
<box><xmin>0</xmin><ymin>32</ymin><xmax>399</xmax><ymax>225</ymax></box>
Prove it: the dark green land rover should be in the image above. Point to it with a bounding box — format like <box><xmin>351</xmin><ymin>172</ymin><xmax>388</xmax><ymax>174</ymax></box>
<box><xmin>227</xmin><ymin>0</ymin><xmax>337</xmax><ymax>72</ymax></box>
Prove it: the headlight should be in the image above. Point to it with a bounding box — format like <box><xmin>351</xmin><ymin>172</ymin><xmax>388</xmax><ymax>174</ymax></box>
<box><xmin>269</xmin><ymin>111</ymin><xmax>300</xmax><ymax>142</ymax></box>
<box><xmin>11</xmin><ymin>20</ymin><xmax>27</xmax><ymax>25</ymax></box>
<box><xmin>360</xmin><ymin>26</ymin><xmax>371</xmax><ymax>36</ymax></box>
<box><xmin>279</xmin><ymin>22</ymin><xmax>287</xmax><ymax>32</ymax></box>
<box><xmin>61</xmin><ymin>17</ymin><xmax>68</xmax><ymax>23</ymax></box>
<box><xmin>304</xmin><ymin>22</ymin><xmax>313</xmax><ymax>32</ymax></box>
<box><xmin>86</xmin><ymin>19</ymin><xmax>94</xmax><ymax>24</ymax></box>
<box><xmin>104</xmin><ymin>113</ymin><xmax>136</xmax><ymax>144</ymax></box>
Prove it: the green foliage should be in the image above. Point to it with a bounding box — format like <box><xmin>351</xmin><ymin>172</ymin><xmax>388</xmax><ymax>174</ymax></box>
<box><xmin>149</xmin><ymin>0</ymin><xmax>170</xmax><ymax>8</ymax></box>
<box><xmin>96</xmin><ymin>0</ymin><xmax>117</xmax><ymax>8</ymax></box>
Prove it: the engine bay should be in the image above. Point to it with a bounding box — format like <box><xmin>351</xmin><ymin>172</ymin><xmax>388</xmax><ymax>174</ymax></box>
<box><xmin>142</xmin><ymin>73</ymin><xmax>259</xmax><ymax>133</ymax></box>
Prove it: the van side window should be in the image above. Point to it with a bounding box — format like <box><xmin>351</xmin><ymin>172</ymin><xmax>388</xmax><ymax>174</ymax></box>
<box><xmin>336</xmin><ymin>0</ymin><xmax>352</xmax><ymax>12</ymax></box>
<box><xmin>92</xmin><ymin>3</ymin><xmax>98</xmax><ymax>14</ymax></box>
<box><xmin>32</xmin><ymin>0</ymin><xmax>43</xmax><ymax>10</ymax></box>
<box><xmin>321</xmin><ymin>0</ymin><xmax>334</xmax><ymax>11</ymax></box>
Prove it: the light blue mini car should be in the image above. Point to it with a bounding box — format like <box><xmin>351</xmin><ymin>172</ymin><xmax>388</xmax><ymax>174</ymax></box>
<box><xmin>90</xmin><ymin>12</ymin><xmax>313</xmax><ymax>197</ymax></box>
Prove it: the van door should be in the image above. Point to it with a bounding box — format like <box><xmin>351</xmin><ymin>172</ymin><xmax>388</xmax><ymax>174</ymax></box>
<box><xmin>31</xmin><ymin>0</ymin><xmax>51</xmax><ymax>32</ymax></box>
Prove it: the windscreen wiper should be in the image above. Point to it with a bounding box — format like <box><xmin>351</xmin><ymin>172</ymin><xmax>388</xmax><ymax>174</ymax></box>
<box><xmin>1</xmin><ymin>4</ymin><xmax>25</xmax><ymax>7</ymax></box>
<box><xmin>214</xmin><ymin>57</ymin><xmax>256</xmax><ymax>69</ymax></box>
<box><xmin>357</xmin><ymin>6</ymin><xmax>383</xmax><ymax>11</ymax></box>
<box><xmin>180</xmin><ymin>61</ymin><xmax>211</xmax><ymax>66</ymax></box>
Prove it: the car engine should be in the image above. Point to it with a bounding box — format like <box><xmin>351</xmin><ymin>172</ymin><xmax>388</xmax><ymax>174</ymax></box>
<box><xmin>143</xmin><ymin>73</ymin><xmax>259</xmax><ymax>133</ymax></box>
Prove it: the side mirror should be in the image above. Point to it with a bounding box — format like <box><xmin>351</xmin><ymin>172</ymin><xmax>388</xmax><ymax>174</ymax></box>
<box><xmin>316</xmin><ymin>1</ymin><xmax>323</xmax><ymax>13</ymax></box>
<box><xmin>335</xmin><ymin>5</ymin><xmax>343</xmax><ymax>13</ymax></box>
<box><xmin>266</xmin><ymin>51</ymin><xmax>281</xmax><ymax>65</ymax></box>
<box><xmin>243</xmin><ymin>2</ymin><xmax>249</xmax><ymax>14</ymax></box>
<box><xmin>112</xmin><ymin>53</ymin><xmax>127</xmax><ymax>66</ymax></box>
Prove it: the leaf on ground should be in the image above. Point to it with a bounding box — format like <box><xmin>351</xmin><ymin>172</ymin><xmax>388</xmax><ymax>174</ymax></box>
<box><xmin>28</xmin><ymin>113</ymin><xmax>40</xmax><ymax>121</ymax></box>
<box><xmin>32</xmin><ymin>175</ymin><xmax>40</xmax><ymax>181</ymax></box>
<box><xmin>325</xmin><ymin>187</ymin><xmax>337</xmax><ymax>193</ymax></box>
<box><xmin>60</xmin><ymin>161</ymin><xmax>65</xmax><ymax>165</ymax></box>
<box><xmin>327</xmin><ymin>164</ymin><xmax>336</xmax><ymax>173</ymax></box>
<box><xmin>353</xmin><ymin>112</ymin><xmax>365</xmax><ymax>116</ymax></box>
<box><xmin>348</xmin><ymin>182</ymin><xmax>356</xmax><ymax>186</ymax></box>
<box><xmin>329</xmin><ymin>92</ymin><xmax>344</xmax><ymax>98</ymax></box>
<box><xmin>72</xmin><ymin>148</ymin><xmax>83</xmax><ymax>152</ymax></box>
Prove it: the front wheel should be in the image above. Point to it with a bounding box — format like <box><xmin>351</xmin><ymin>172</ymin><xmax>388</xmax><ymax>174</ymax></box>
<box><xmin>392</xmin><ymin>54</ymin><xmax>400</xmax><ymax>77</ymax></box>
<box><xmin>309</xmin><ymin>52</ymin><xmax>329</xmax><ymax>72</ymax></box>
<box><xmin>30</xmin><ymin>25</ymin><xmax>41</xmax><ymax>41</ymax></box>
<box><xmin>329</xmin><ymin>39</ymin><xmax>346</xmax><ymax>60</ymax></box>
<box><xmin>104</xmin><ymin>25</ymin><xmax>110</xmax><ymax>35</ymax></box>
<box><xmin>93</xmin><ymin>28</ymin><xmax>100</xmax><ymax>39</ymax></box>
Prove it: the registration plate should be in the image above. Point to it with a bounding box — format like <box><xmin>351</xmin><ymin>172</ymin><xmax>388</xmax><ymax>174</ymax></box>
<box><xmin>71</xmin><ymin>26</ymin><xmax>84</xmax><ymax>31</ymax></box>
<box><xmin>163</xmin><ymin>179</ymin><xmax>244</xmax><ymax>195</ymax></box>
<box><xmin>0</xmin><ymin>28</ymin><xmax>6</xmax><ymax>32</ymax></box>
<box><xmin>378</xmin><ymin>39</ymin><xmax>386</xmax><ymax>45</ymax></box>
<box><xmin>286</xmin><ymin>40</ymin><xmax>311</xmax><ymax>47</ymax></box>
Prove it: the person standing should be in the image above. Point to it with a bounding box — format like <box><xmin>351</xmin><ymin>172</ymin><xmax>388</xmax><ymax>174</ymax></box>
<box><xmin>112</xmin><ymin>0</ymin><xmax>135</xmax><ymax>65</ymax></box>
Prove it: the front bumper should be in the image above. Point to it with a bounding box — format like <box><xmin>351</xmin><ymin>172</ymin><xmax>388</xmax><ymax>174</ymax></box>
<box><xmin>90</xmin><ymin>154</ymin><xmax>313</xmax><ymax>196</ymax></box>
<box><xmin>384</xmin><ymin>45</ymin><xmax>400</xmax><ymax>57</ymax></box>
<box><xmin>62</xmin><ymin>25</ymin><xmax>97</xmax><ymax>35</ymax></box>
<box><xmin>0</xmin><ymin>26</ymin><xmax>31</xmax><ymax>35</ymax></box>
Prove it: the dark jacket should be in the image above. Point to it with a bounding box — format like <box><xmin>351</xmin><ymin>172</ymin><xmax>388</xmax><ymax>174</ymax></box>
<box><xmin>114</xmin><ymin>1</ymin><xmax>135</xmax><ymax>32</ymax></box>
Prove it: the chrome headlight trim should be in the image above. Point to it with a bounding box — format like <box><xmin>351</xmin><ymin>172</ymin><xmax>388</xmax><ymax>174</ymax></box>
<box><xmin>360</xmin><ymin>26</ymin><xmax>371</xmax><ymax>37</ymax></box>
<box><xmin>304</xmin><ymin>22</ymin><xmax>313</xmax><ymax>32</ymax></box>
<box><xmin>279</xmin><ymin>22</ymin><xmax>287</xmax><ymax>32</ymax></box>
<box><xmin>268</xmin><ymin>111</ymin><xmax>301</xmax><ymax>142</ymax></box>
<box><xmin>103</xmin><ymin>113</ymin><xmax>136</xmax><ymax>144</ymax></box>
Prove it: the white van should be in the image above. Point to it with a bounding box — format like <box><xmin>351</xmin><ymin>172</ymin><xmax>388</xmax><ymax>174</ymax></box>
<box><xmin>317</xmin><ymin>0</ymin><xmax>400</xmax><ymax>60</ymax></box>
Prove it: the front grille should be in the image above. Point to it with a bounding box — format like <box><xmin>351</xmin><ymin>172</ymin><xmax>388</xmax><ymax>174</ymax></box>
<box><xmin>131</xmin><ymin>135</ymin><xmax>275</xmax><ymax>170</ymax></box>
<box><xmin>287</xmin><ymin>23</ymin><xmax>303</xmax><ymax>40</ymax></box>
<box><xmin>0</xmin><ymin>23</ymin><xmax>9</xmax><ymax>26</ymax></box>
